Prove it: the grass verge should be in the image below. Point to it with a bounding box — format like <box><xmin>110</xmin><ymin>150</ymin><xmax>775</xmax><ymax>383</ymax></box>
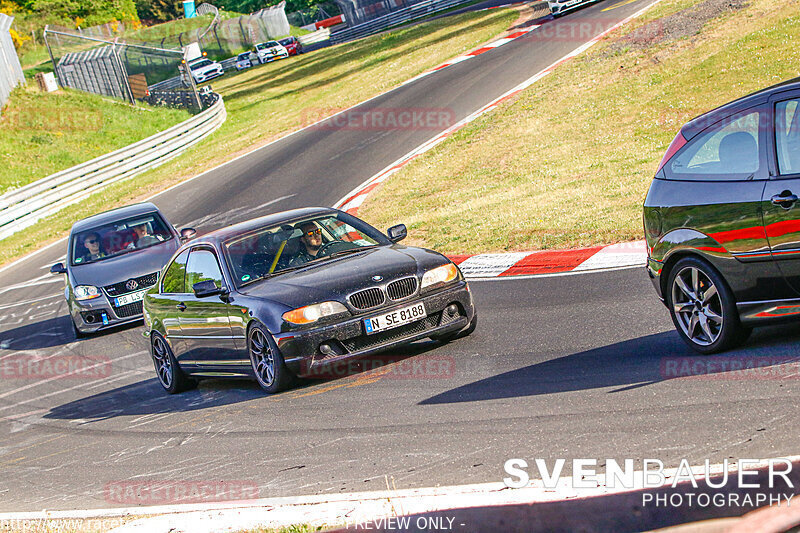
<box><xmin>0</xmin><ymin>7</ymin><xmax>518</xmax><ymax>265</ymax></box>
<box><xmin>0</xmin><ymin>88</ymin><xmax>191</xmax><ymax>194</ymax></box>
<box><xmin>357</xmin><ymin>0</ymin><xmax>800</xmax><ymax>254</ymax></box>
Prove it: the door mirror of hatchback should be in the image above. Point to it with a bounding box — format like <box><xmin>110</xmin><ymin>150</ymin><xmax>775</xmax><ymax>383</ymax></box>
<box><xmin>387</xmin><ymin>224</ymin><xmax>407</xmax><ymax>243</ymax></box>
<box><xmin>50</xmin><ymin>262</ymin><xmax>66</xmax><ymax>275</ymax></box>
<box><xmin>180</xmin><ymin>227</ymin><xmax>197</xmax><ymax>243</ymax></box>
<box><xmin>193</xmin><ymin>279</ymin><xmax>223</xmax><ymax>298</ymax></box>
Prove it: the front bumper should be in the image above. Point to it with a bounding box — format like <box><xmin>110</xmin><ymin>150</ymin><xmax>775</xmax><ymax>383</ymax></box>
<box><xmin>274</xmin><ymin>282</ymin><xmax>475</xmax><ymax>376</ymax></box>
<box><xmin>70</xmin><ymin>294</ymin><xmax>145</xmax><ymax>334</ymax></box>
<box><xmin>195</xmin><ymin>70</ymin><xmax>223</xmax><ymax>83</ymax></box>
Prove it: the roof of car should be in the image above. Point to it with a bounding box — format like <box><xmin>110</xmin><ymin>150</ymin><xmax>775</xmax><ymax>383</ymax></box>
<box><xmin>71</xmin><ymin>202</ymin><xmax>162</xmax><ymax>233</ymax></box>
<box><xmin>681</xmin><ymin>77</ymin><xmax>800</xmax><ymax>140</ymax></box>
<box><xmin>187</xmin><ymin>207</ymin><xmax>338</xmax><ymax>246</ymax></box>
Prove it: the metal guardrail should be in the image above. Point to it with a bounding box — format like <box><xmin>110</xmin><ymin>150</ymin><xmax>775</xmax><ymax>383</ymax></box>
<box><xmin>0</xmin><ymin>94</ymin><xmax>227</xmax><ymax>241</ymax></box>
<box><xmin>330</xmin><ymin>0</ymin><xmax>476</xmax><ymax>44</ymax></box>
<box><xmin>298</xmin><ymin>28</ymin><xmax>331</xmax><ymax>44</ymax></box>
<box><xmin>331</xmin><ymin>0</ymin><xmax>549</xmax><ymax>44</ymax></box>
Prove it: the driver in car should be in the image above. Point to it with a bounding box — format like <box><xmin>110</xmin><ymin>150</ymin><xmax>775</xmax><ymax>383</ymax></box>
<box><xmin>127</xmin><ymin>221</ymin><xmax>162</xmax><ymax>249</ymax></box>
<box><xmin>289</xmin><ymin>222</ymin><xmax>324</xmax><ymax>267</ymax></box>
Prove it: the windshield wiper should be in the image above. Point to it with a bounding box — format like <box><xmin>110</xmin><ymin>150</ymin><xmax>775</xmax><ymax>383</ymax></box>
<box><xmin>329</xmin><ymin>246</ymin><xmax>377</xmax><ymax>258</ymax></box>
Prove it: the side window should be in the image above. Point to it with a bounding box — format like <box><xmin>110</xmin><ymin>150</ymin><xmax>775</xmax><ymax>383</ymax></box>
<box><xmin>776</xmin><ymin>99</ymin><xmax>800</xmax><ymax>175</ymax></box>
<box><xmin>162</xmin><ymin>250</ymin><xmax>189</xmax><ymax>293</ymax></box>
<box><xmin>186</xmin><ymin>249</ymin><xmax>224</xmax><ymax>291</ymax></box>
<box><xmin>668</xmin><ymin>111</ymin><xmax>762</xmax><ymax>181</ymax></box>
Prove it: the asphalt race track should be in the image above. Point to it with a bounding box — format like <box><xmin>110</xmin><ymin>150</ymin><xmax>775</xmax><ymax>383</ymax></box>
<box><xmin>2</xmin><ymin>0</ymin><xmax>800</xmax><ymax>513</ymax></box>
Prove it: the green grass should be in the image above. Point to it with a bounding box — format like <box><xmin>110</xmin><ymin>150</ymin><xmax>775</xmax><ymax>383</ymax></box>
<box><xmin>0</xmin><ymin>87</ymin><xmax>191</xmax><ymax>195</ymax></box>
<box><xmin>0</xmin><ymin>7</ymin><xmax>518</xmax><ymax>265</ymax></box>
<box><xmin>357</xmin><ymin>0</ymin><xmax>800</xmax><ymax>254</ymax></box>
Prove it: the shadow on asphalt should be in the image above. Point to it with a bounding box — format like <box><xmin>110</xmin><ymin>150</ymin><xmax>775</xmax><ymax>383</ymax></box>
<box><xmin>0</xmin><ymin>314</ymin><xmax>142</xmax><ymax>351</ymax></box>
<box><xmin>43</xmin><ymin>340</ymin><xmax>440</xmax><ymax>421</ymax></box>
<box><xmin>420</xmin><ymin>324</ymin><xmax>800</xmax><ymax>405</ymax></box>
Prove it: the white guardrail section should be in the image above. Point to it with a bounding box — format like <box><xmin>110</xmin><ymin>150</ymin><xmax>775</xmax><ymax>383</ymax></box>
<box><xmin>0</xmin><ymin>94</ymin><xmax>226</xmax><ymax>241</ymax></box>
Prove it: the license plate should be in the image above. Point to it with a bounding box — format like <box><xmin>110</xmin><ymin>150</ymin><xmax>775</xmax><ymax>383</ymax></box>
<box><xmin>114</xmin><ymin>290</ymin><xmax>146</xmax><ymax>307</ymax></box>
<box><xmin>364</xmin><ymin>302</ymin><xmax>426</xmax><ymax>335</ymax></box>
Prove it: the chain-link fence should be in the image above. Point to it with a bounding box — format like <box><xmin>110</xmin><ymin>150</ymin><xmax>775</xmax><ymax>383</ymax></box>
<box><xmin>0</xmin><ymin>14</ymin><xmax>25</xmax><ymax>110</ymax></box>
<box><xmin>43</xmin><ymin>27</ymin><xmax>204</xmax><ymax>109</ymax></box>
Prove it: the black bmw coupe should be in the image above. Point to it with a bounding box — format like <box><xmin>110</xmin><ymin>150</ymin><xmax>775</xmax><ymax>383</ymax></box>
<box><xmin>143</xmin><ymin>207</ymin><xmax>477</xmax><ymax>394</ymax></box>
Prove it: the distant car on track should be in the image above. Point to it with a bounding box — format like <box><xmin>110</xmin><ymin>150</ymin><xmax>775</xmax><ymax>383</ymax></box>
<box><xmin>547</xmin><ymin>0</ymin><xmax>602</xmax><ymax>16</ymax></box>
<box><xmin>235</xmin><ymin>52</ymin><xmax>256</xmax><ymax>70</ymax></box>
<box><xmin>143</xmin><ymin>207</ymin><xmax>477</xmax><ymax>394</ymax></box>
<box><xmin>50</xmin><ymin>203</ymin><xmax>196</xmax><ymax>337</ymax></box>
<box><xmin>254</xmin><ymin>41</ymin><xmax>289</xmax><ymax>64</ymax></box>
<box><xmin>186</xmin><ymin>57</ymin><xmax>224</xmax><ymax>84</ymax></box>
<box><xmin>644</xmin><ymin>77</ymin><xmax>800</xmax><ymax>353</ymax></box>
<box><xmin>278</xmin><ymin>36</ymin><xmax>302</xmax><ymax>56</ymax></box>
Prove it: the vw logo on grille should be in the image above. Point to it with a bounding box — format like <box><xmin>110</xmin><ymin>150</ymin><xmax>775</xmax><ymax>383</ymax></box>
<box><xmin>125</xmin><ymin>279</ymin><xmax>139</xmax><ymax>291</ymax></box>
<box><xmin>371</xmin><ymin>275</ymin><xmax>383</xmax><ymax>282</ymax></box>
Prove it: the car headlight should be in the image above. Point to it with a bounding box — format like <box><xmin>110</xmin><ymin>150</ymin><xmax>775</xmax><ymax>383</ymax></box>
<box><xmin>282</xmin><ymin>301</ymin><xmax>348</xmax><ymax>325</ymax></box>
<box><xmin>421</xmin><ymin>263</ymin><xmax>459</xmax><ymax>290</ymax></box>
<box><xmin>74</xmin><ymin>285</ymin><xmax>101</xmax><ymax>301</ymax></box>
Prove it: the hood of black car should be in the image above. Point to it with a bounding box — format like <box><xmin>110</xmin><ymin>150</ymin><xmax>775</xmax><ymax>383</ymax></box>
<box><xmin>69</xmin><ymin>241</ymin><xmax>179</xmax><ymax>288</ymax></box>
<box><xmin>240</xmin><ymin>245</ymin><xmax>449</xmax><ymax>308</ymax></box>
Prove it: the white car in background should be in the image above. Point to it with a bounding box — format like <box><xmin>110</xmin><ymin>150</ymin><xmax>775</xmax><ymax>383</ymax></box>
<box><xmin>235</xmin><ymin>51</ymin><xmax>256</xmax><ymax>71</ymax></box>
<box><xmin>254</xmin><ymin>41</ymin><xmax>289</xmax><ymax>64</ymax></box>
<box><xmin>548</xmin><ymin>0</ymin><xmax>600</xmax><ymax>16</ymax></box>
<box><xmin>187</xmin><ymin>58</ymin><xmax>224</xmax><ymax>84</ymax></box>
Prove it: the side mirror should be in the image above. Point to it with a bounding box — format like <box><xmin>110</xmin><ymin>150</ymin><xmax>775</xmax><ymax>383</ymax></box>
<box><xmin>193</xmin><ymin>279</ymin><xmax>223</xmax><ymax>298</ymax></box>
<box><xmin>387</xmin><ymin>224</ymin><xmax>407</xmax><ymax>243</ymax></box>
<box><xmin>50</xmin><ymin>262</ymin><xmax>66</xmax><ymax>275</ymax></box>
<box><xmin>180</xmin><ymin>227</ymin><xmax>197</xmax><ymax>243</ymax></box>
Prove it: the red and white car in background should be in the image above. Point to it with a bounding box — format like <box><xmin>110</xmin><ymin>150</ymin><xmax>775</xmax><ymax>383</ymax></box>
<box><xmin>278</xmin><ymin>36</ymin><xmax>303</xmax><ymax>56</ymax></box>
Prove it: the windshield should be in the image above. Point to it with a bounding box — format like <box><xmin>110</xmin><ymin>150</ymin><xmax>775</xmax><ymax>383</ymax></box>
<box><xmin>238</xmin><ymin>53</ymin><xmax>250</xmax><ymax>59</ymax></box>
<box><xmin>279</xmin><ymin>38</ymin><xmax>293</xmax><ymax>45</ymax></box>
<box><xmin>189</xmin><ymin>59</ymin><xmax>212</xmax><ymax>70</ymax></box>
<box><xmin>224</xmin><ymin>213</ymin><xmax>390</xmax><ymax>288</ymax></box>
<box><xmin>257</xmin><ymin>41</ymin><xmax>279</xmax><ymax>50</ymax></box>
<box><xmin>71</xmin><ymin>212</ymin><xmax>173</xmax><ymax>266</ymax></box>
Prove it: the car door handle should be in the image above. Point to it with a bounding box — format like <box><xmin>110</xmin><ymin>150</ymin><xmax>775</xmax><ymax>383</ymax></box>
<box><xmin>176</xmin><ymin>303</ymin><xmax>187</xmax><ymax>311</ymax></box>
<box><xmin>772</xmin><ymin>192</ymin><xmax>798</xmax><ymax>208</ymax></box>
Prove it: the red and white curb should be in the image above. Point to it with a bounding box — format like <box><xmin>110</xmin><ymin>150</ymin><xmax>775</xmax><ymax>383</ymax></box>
<box><xmin>334</xmin><ymin>0</ymin><xmax>662</xmax><ymax>279</ymax></box>
<box><xmin>400</xmin><ymin>23</ymin><xmax>543</xmax><ymax>87</ymax></box>
<box><xmin>450</xmin><ymin>241</ymin><xmax>647</xmax><ymax>278</ymax></box>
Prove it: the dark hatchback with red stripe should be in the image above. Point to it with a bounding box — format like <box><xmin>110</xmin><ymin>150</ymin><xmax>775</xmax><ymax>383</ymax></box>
<box><xmin>644</xmin><ymin>77</ymin><xmax>800</xmax><ymax>353</ymax></box>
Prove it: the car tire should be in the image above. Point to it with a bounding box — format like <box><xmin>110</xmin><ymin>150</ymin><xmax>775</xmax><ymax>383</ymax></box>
<box><xmin>150</xmin><ymin>332</ymin><xmax>197</xmax><ymax>394</ymax></box>
<box><xmin>666</xmin><ymin>257</ymin><xmax>745</xmax><ymax>354</ymax></box>
<box><xmin>433</xmin><ymin>314</ymin><xmax>477</xmax><ymax>343</ymax></box>
<box><xmin>248</xmin><ymin>322</ymin><xmax>295</xmax><ymax>394</ymax></box>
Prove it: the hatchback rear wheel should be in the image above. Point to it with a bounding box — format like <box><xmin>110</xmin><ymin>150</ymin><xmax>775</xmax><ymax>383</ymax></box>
<box><xmin>667</xmin><ymin>257</ymin><xmax>745</xmax><ymax>354</ymax></box>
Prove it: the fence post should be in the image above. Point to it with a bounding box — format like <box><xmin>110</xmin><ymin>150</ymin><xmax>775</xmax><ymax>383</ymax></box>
<box><xmin>43</xmin><ymin>26</ymin><xmax>62</xmax><ymax>88</ymax></box>
<box><xmin>113</xmin><ymin>42</ymin><xmax>136</xmax><ymax>105</ymax></box>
